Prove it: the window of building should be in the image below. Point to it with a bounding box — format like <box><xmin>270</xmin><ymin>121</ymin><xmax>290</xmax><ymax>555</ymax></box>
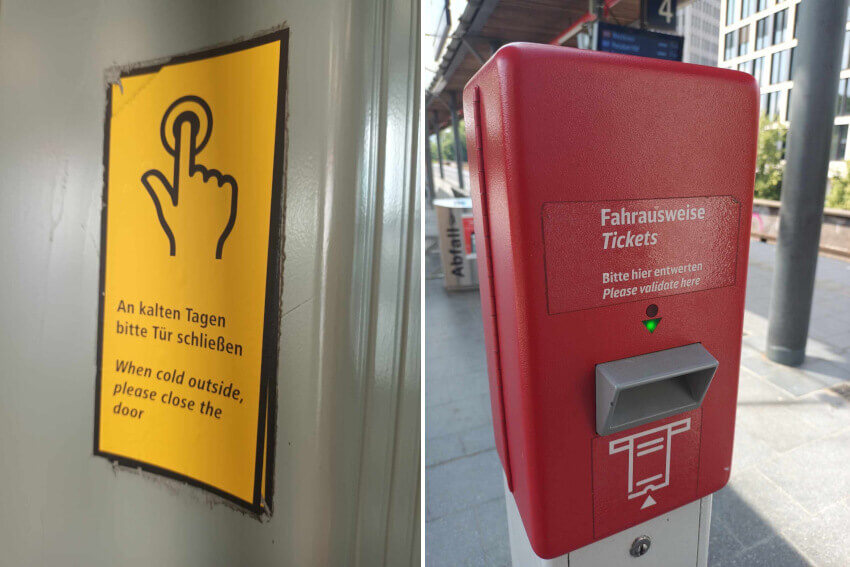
<box><xmin>770</xmin><ymin>49</ymin><xmax>791</xmax><ymax>84</ymax></box>
<box><xmin>843</xmin><ymin>31</ymin><xmax>850</xmax><ymax>69</ymax></box>
<box><xmin>793</xmin><ymin>7</ymin><xmax>799</xmax><ymax>39</ymax></box>
<box><xmin>773</xmin><ymin>8</ymin><xmax>787</xmax><ymax>44</ymax></box>
<box><xmin>741</xmin><ymin>0</ymin><xmax>755</xmax><ymax>19</ymax></box>
<box><xmin>725</xmin><ymin>31</ymin><xmax>737</xmax><ymax>60</ymax></box>
<box><xmin>763</xmin><ymin>91</ymin><xmax>780</xmax><ymax>118</ymax></box>
<box><xmin>837</xmin><ymin>79</ymin><xmax>850</xmax><ymax>116</ymax></box>
<box><xmin>753</xmin><ymin>56</ymin><xmax>765</xmax><ymax>85</ymax></box>
<box><xmin>831</xmin><ymin>125</ymin><xmax>848</xmax><ymax>161</ymax></box>
<box><xmin>738</xmin><ymin>25</ymin><xmax>750</xmax><ymax>56</ymax></box>
<box><xmin>727</xmin><ymin>0</ymin><xmax>738</xmax><ymax>25</ymax></box>
<box><xmin>770</xmin><ymin>51</ymin><xmax>779</xmax><ymax>83</ymax></box>
<box><xmin>738</xmin><ymin>60</ymin><xmax>753</xmax><ymax>74</ymax></box>
<box><xmin>757</xmin><ymin>0</ymin><xmax>768</xmax><ymax>11</ymax></box>
<box><xmin>755</xmin><ymin>17</ymin><xmax>770</xmax><ymax>50</ymax></box>
<box><xmin>789</xmin><ymin>46</ymin><xmax>795</xmax><ymax>79</ymax></box>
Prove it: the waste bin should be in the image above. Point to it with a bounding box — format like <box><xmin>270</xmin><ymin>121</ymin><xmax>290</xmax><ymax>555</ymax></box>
<box><xmin>433</xmin><ymin>197</ymin><xmax>478</xmax><ymax>290</ymax></box>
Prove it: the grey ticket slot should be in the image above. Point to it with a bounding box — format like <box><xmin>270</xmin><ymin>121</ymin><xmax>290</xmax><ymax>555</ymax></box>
<box><xmin>596</xmin><ymin>343</ymin><xmax>718</xmax><ymax>436</ymax></box>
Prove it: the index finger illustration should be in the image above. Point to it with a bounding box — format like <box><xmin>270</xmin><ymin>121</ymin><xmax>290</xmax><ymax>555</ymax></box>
<box><xmin>174</xmin><ymin>114</ymin><xmax>198</xmax><ymax>187</ymax></box>
<box><xmin>140</xmin><ymin>93</ymin><xmax>238</xmax><ymax>259</ymax></box>
<box><xmin>160</xmin><ymin>95</ymin><xmax>212</xmax><ymax>157</ymax></box>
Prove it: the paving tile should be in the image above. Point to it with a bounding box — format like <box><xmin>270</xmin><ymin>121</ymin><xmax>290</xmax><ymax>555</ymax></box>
<box><xmin>758</xmin><ymin>367</ymin><xmax>839</xmax><ymax>398</ymax></box>
<box><xmin>426</xmin><ymin>433</ymin><xmax>465</xmax><ymax>468</ymax></box>
<box><xmin>730</xmin><ymin>423</ymin><xmax>780</xmax><ymax>477</ymax></box>
<box><xmin>426</xmin><ymin>367</ymin><xmax>490</xmax><ymax>407</ymax></box>
<box><xmin>426</xmin><ymin>426</ymin><xmax>497</xmax><ymax>469</ymax></box>
<box><xmin>426</xmin><ymin>392</ymin><xmax>493</xmax><ymax>440</ymax></box>
<box><xmin>741</xmin><ymin>332</ymin><xmax>767</xmax><ymax>353</ymax></box>
<box><xmin>426</xmin><ymin>325</ymin><xmax>484</xmax><ymax>353</ymax></box>
<box><xmin>426</xmin><ymin>449</ymin><xmax>504</xmax><ymax>521</ymax></box>
<box><xmin>459</xmin><ymin>424</ymin><xmax>496</xmax><ymax>455</ymax></box>
<box><xmin>741</xmin><ymin>312</ymin><xmax>769</xmax><ymax>352</ymax></box>
<box><xmin>779</xmin><ymin>499</ymin><xmax>850</xmax><ymax>567</ymax></box>
<box><xmin>802</xmin><ymin>339</ymin><xmax>850</xmax><ymax>371</ymax></box>
<box><xmin>428</xmin><ymin>330</ymin><xmax>486</xmax><ymax>357</ymax></box>
<box><xmin>827</xmin><ymin>330</ymin><xmax>850</xmax><ymax>354</ymax></box>
<box><xmin>733</xmin><ymin>390</ymin><xmax>823</xmax><ymax>454</ymax></box>
<box><xmin>736</xmin><ymin>365</ymin><xmax>792</xmax><ymax>404</ymax></box>
<box><xmin>759</xmin><ymin>428</ymin><xmax>850</xmax><ymax>517</ymax></box>
<box><xmin>708</xmin><ymin>514</ymin><xmax>745</xmax><ymax>567</ymax></box>
<box><xmin>729</xmin><ymin>536</ymin><xmax>813</xmax><ymax>567</ymax></box>
<box><xmin>739</xmin><ymin>347</ymin><xmax>784</xmax><ymax>380</ymax></box>
<box><xmin>790</xmin><ymin>389</ymin><xmax>850</xmax><ymax>436</ymax></box>
<box><xmin>714</xmin><ymin>468</ymin><xmax>811</xmax><ymax>550</ymax></box>
<box><xmin>742</xmin><ymin>310</ymin><xmax>768</xmax><ymax>334</ymax></box>
<box><xmin>473</xmin><ymin>497</ymin><xmax>511</xmax><ymax>567</ymax></box>
<box><xmin>425</xmin><ymin>507</ymin><xmax>486</xmax><ymax>567</ymax></box>
<box><xmin>796</xmin><ymin>357</ymin><xmax>850</xmax><ymax>390</ymax></box>
<box><xmin>741</xmin><ymin>347</ymin><xmax>847</xmax><ymax>397</ymax></box>
<box><xmin>732</xmin><ymin>367</ymin><xmax>792</xmax><ymax>472</ymax></box>
<box><xmin>735</xmin><ymin>369</ymin><xmax>850</xmax><ymax>444</ymax></box>
<box><xmin>808</xmin><ymin>313</ymin><xmax>850</xmax><ymax>342</ymax></box>
<box><xmin>426</xmin><ymin>354</ymin><xmax>488</xmax><ymax>388</ymax></box>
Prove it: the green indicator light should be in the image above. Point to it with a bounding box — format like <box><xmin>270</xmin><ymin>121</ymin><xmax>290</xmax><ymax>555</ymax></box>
<box><xmin>642</xmin><ymin>318</ymin><xmax>662</xmax><ymax>333</ymax></box>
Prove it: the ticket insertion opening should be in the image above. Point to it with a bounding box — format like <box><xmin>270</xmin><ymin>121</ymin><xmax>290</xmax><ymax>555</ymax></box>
<box><xmin>595</xmin><ymin>343</ymin><xmax>718</xmax><ymax>436</ymax></box>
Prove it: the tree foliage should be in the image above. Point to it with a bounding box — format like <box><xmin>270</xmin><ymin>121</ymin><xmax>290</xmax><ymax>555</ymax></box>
<box><xmin>827</xmin><ymin>163</ymin><xmax>850</xmax><ymax>210</ymax></box>
<box><xmin>754</xmin><ymin>116</ymin><xmax>788</xmax><ymax>201</ymax></box>
<box><xmin>430</xmin><ymin>120</ymin><xmax>467</xmax><ymax>163</ymax></box>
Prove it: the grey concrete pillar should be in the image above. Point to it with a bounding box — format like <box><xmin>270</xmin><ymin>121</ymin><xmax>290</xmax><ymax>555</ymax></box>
<box><xmin>434</xmin><ymin>111</ymin><xmax>445</xmax><ymax>179</ymax></box>
<box><xmin>767</xmin><ymin>0</ymin><xmax>849</xmax><ymax>366</ymax></box>
<box><xmin>449</xmin><ymin>92</ymin><xmax>465</xmax><ymax>190</ymax></box>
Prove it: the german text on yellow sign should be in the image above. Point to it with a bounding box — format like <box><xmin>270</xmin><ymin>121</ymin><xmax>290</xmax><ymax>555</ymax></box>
<box><xmin>95</xmin><ymin>30</ymin><xmax>288</xmax><ymax>513</ymax></box>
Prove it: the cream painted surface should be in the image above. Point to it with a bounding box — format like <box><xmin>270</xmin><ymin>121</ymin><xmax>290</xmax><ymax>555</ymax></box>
<box><xmin>0</xmin><ymin>1</ymin><xmax>420</xmax><ymax>565</ymax></box>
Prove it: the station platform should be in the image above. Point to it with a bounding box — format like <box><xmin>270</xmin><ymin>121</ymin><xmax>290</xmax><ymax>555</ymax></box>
<box><xmin>425</xmin><ymin>225</ymin><xmax>850</xmax><ymax>566</ymax></box>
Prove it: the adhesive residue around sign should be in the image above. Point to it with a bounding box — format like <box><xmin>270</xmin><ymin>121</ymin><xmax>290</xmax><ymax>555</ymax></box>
<box><xmin>542</xmin><ymin>196</ymin><xmax>740</xmax><ymax>314</ymax></box>
<box><xmin>94</xmin><ymin>30</ymin><xmax>288</xmax><ymax>514</ymax></box>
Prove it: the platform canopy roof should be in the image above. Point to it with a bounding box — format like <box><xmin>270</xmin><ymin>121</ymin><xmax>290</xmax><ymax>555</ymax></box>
<box><xmin>425</xmin><ymin>0</ymin><xmax>692</xmax><ymax>131</ymax></box>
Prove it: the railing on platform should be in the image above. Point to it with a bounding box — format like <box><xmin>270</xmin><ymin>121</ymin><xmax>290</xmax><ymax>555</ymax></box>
<box><xmin>752</xmin><ymin>198</ymin><xmax>850</xmax><ymax>258</ymax></box>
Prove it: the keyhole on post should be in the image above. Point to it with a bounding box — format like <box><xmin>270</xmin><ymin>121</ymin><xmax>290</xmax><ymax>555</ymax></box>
<box><xmin>630</xmin><ymin>535</ymin><xmax>652</xmax><ymax>558</ymax></box>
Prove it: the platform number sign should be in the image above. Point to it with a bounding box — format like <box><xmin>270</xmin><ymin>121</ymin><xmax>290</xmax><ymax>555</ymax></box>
<box><xmin>646</xmin><ymin>0</ymin><xmax>677</xmax><ymax>31</ymax></box>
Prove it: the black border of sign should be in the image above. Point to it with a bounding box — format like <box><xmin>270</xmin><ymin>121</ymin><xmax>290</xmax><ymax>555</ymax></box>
<box><xmin>93</xmin><ymin>27</ymin><xmax>289</xmax><ymax>517</ymax></box>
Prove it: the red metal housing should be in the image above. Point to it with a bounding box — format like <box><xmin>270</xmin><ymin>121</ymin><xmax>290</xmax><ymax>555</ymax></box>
<box><xmin>463</xmin><ymin>43</ymin><xmax>758</xmax><ymax>558</ymax></box>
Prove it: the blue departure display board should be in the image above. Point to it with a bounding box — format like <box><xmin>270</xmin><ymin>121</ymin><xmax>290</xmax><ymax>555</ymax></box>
<box><xmin>595</xmin><ymin>21</ymin><xmax>683</xmax><ymax>62</ymax></box>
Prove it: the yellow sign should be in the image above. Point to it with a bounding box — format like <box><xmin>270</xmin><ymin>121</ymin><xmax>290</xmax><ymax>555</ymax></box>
<box><xmin>95</xmin><ymin>30</ymin><xmax>288</xmax><ymax>513</ymax></box>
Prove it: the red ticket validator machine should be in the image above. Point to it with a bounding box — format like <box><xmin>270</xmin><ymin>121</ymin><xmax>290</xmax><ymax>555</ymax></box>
<box><xmin>463</xmin><ymin>44</ymin><xmax>758</xmax><ymax>563</ymax></box>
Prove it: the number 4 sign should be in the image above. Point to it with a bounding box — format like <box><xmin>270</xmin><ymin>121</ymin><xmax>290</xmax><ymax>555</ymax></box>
<box><xmin>646</xmin><ymin>0</ymin><xmax>678</xmax><ymax>31</ymax></box>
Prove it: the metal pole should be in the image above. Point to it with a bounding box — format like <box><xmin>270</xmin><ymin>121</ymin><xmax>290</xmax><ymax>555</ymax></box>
<box><xmin>434</xmin><ymin>111</ymin><xmax>445</xmax><ymax>179</ymax></box>
<box><xmin>425</xmin><ymin>124</ymin><xmax>436</xmax><ymax>206</ymax></box>
<box><xmin>594</xmin><ymin>0</ymin><xmax>604</xmax><ymax>21</ymax></box>
<box><xmin>449</xmin><ymin>92</ymin><xmax>465</xmax><ymax>191</ymax></box>
<box><xmin>767</xmin><ymin>0</ymin><xmax>849</xmax><ymax>366</ymax></box>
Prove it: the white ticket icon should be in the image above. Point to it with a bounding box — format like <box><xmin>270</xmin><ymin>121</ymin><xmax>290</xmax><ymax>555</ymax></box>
<box><xmin>609</xmin><ymin>417</ymin><xmax>691</xmax><ymax>509</ymax></box>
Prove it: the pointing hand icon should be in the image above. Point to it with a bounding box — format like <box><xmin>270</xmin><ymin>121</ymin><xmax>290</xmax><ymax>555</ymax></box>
<box><xmin>141</xmin><ymin>96</ymin><xmax>237</xmax><ymax>259</ymax></box>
